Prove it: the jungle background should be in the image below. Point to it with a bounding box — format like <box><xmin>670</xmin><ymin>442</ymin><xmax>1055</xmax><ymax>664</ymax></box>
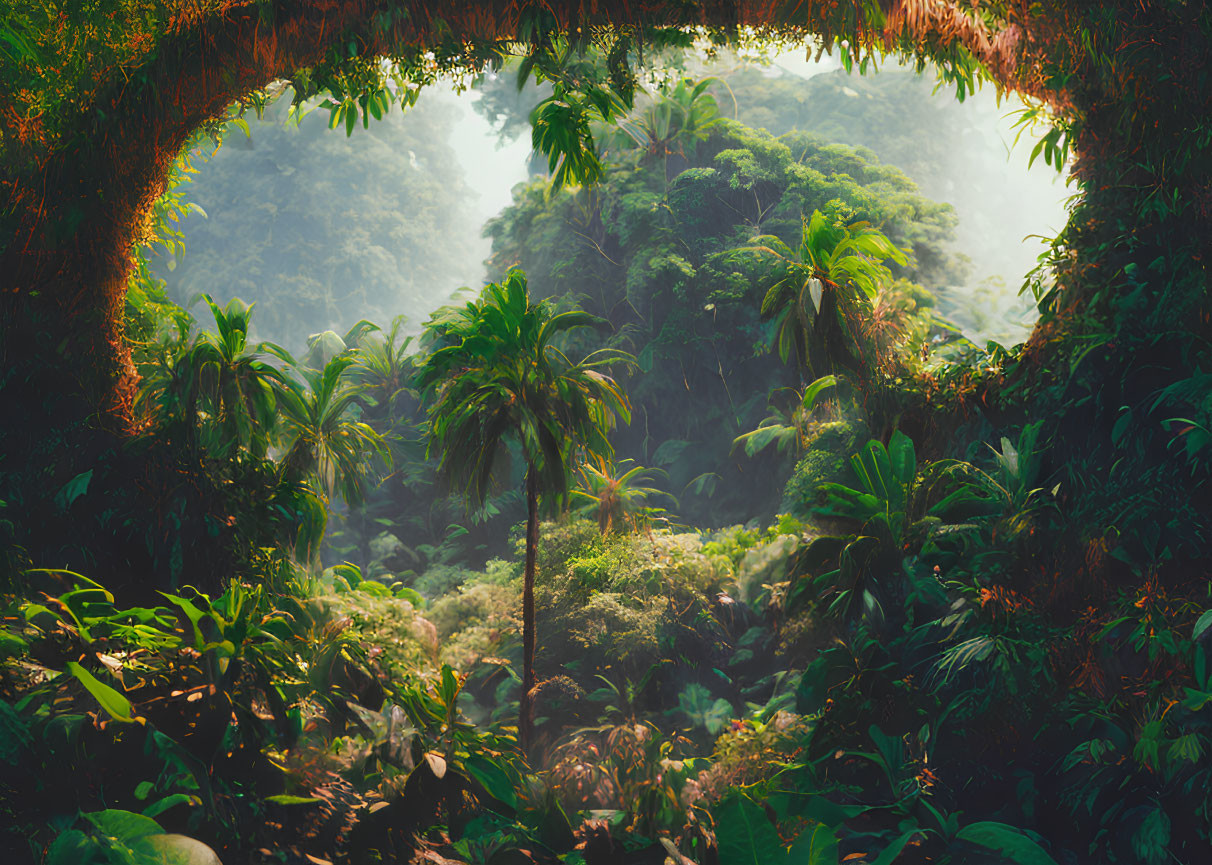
<box><xmin>1</xmin><ymin>3</ymin><xmax>1210</xmax><ymax>865</ymax></box>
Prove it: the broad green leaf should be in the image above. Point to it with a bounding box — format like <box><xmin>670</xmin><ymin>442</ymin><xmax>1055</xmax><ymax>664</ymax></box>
<box><xmin>228</xmin><ymin>117</ymin><xmax>251</xmax><ymax>139</ymax></box>
<box><xmin>638</xmin><ymin>343</ymin><xmax>654</xmax><ymax>372</ymax></box>
<box><xmin>464</xmin><ymin>754</ymin><xmax>519</xmax><ymax>809</ymax></box>
<box><xmin>83</xmin><ymin>808</ymin><xmax>163</xmax><ymax>843</ymax></box>
<box><xmin>44</xmin><ymin>829</ymin><xmax>97</xmax><ymax>865</ymax></box>
<box><xmin>54</xmin><ymin>469</ymin><xmax>93</xmax><ymax>509</ymax></box>
<box><xmin>143</xmin><ymin>793</ymin><xmax>200</xmax><ymax>818</ymax></box>
<box><xmin>715</xmin><ymin>794</ymin><xmax>785</xmax><ymax>865</ymax></box>
<box><xmin>1168</xmin><ymin>733</ymin><xmax>1203</xmax><ymax>764</ymax></box>
<box><xmin>955</xmin><ymin>822</ymin><xmax>1059</xmax><ymax>864</ymax></box>
<box><xmin>331</xmin><ymin>562</ymin><xmax>363</xmax><ymax>588</ymax></box>
<box><xmin>852</xmin><ymin>440</ymin><xmax>895</xmax><ymax>504</ymax></box>
<box><xmin>264</xmin><ymin>795</ymin><xmax>322</xmax><ymax>805</ymax></box>
<box><xmin>1130</xmin><ymin>808</ymin><xmax>1170</xmax><ymax>865</ymax></box>
<box><xmin>0</xmin><ymin>629</ymin><xmax>29</xmax><ymax>659</ymax></box>
<box><xmin>66</xmin><ymin>661</ymin><xmax>136</xmax><ymax>723</ymax></box>
<box><xmin>677</xmin><ymin>683</ymin><xmax>732</xmax><ymax>733</ymax></box>
<box><xmin>888</xmin><ymin>430</ymin><xmax>916</xmax><ymax>489</ymax></box>
<box><xmin>160</xmin><ymin>593</ymin><xmax>209</xmax><ymax>649</ymax></box>
<box><xmin>796</xmin><ymin>646</ymin><xmax>850</xmax><ymax>714</ymax></box>
<box><xmin>769</xmin><ymin>792</ymin><xmax>870</xmax><ymax>828</ymax></box>
<box><xmin>801</xmin><ymin>375</ymin><xmax>837</xmax><ymax>411</ymax></box>
<box><xmin>0</xmin><ymin>701</ymin><xmax>33</xmax><ymax>765</ymax></box>
<box><xmin>393</xmin><ymin>585</ymin><xmax>425</xmax><ymax>607</ymax></box>
<box><xmin>868</xmin><ymin>829</ymin><xmax>923</xmax><ymax>865</ymax></box>
<box><xmin>788</xmin><ymin>822</ymin><xmax>838</xmax><ymax>864</ymax></box>
<box><xmin>131</xmin><ymin>833</ymin><xmax>224</xmax><ymax>865</ymax></box>
<box><xmin>1193</xmin><ymin>609</ymin><xmax>1212</xmax><ymax>641</ymax></box>
<box><xmin>440</xmin><ymin>664</ymin><xmax>460</xmax><ymax>705</ymax></box>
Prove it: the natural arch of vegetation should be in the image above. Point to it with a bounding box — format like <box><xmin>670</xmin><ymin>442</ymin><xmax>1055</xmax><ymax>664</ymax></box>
<box><xmin>1</xmin><ymin>1</ymin><xmax>1210</xmax><ymax>589</ymax></box>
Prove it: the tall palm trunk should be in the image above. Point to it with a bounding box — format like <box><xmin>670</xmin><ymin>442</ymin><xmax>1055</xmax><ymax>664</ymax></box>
<box><xmin>520</xmin><ymin>463</ymin><xmax>539</xmax><ymax>750</ymax></box>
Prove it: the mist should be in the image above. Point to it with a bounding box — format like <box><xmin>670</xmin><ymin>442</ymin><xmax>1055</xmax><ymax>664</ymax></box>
<box><xmin>148</xmin><ymin>85</ymin><xmax>527</xmax><ymax>350</ymax></box>
<box><xmin>150</xmin><ymin>58</ymin><xmax>1068</xmax><ymax>351</ymax></box>
<box><xmin>733</xmin><ymin>52</ymin><xmax>1070</xmax><ymax>345</ymax></box>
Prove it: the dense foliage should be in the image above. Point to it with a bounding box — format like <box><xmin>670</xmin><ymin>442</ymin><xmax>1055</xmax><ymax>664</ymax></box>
<box><xmin>485</xmin><ymin>97</ymin><xmax>965</xmax><ymax>525</ymax></box>
<box><xmin>3</xmin><ymin>2</ymin><xmax>1212</xmax><ymax>865</ymax></box>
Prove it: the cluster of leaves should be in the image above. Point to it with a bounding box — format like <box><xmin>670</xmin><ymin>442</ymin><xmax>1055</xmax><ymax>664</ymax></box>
<box><xmin>127</xmin><ymin>290</ymin><xmax>390</xmax><ymax>580</ymax></box>
<box><xmin>484</xmin><ymin>71</ymin><xmax>968</xmax><ymax>527</ymax></box>
<box><xmin>743</xmin><ymin>419</ymin><xmax>1212</xmax><ymax>863</ymax></box>
<box><xmin>0</xmin><ymin>563</ymin><xmax>351</xmax><ymax>861</ymax></box>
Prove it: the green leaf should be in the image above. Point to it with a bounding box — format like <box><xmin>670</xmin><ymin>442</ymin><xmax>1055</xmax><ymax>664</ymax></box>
<box><xmin>439</xmin><ymin>664</ymin><xmax>460</xmax><ymax>705</ymax></box>
<box><xmin>393</xmin><ymin>585</ymin><xmax>426</xmax><ymax>607</ymax></box>
<box><xmin>1168</xmin><ymin>732</ymin><xmax>1203</xmax><ymax>765</ymax></box>
<box><xmin>66</xmin><ymin>661</ymin><xmax>136</xmax><ymax>723</ymax></box>
<box><xmin>160</xmin><ymin>592</ymin><xmax>209</xmax><ymax>649</ymax></box>
<box><xmin>332</xmin><ymin>562</ymin><xmax>363</xmax><ymax>588</ymax></box>
<box><xmin>795</xmin><ymin>646</ymin><xmax>850</xmax><ymax>715</ymax></box>
<box><xmin>0</xmin><ymin>701</ymin><xmax>33</xmax><ymax>765</ymax></box>
<box><xmin>130</xmin><ymin>833</ymin><xmax>224</xmax><ymax>865</ymax></box>
<box><xmin>887</xmin><ymin>431</ymin><xmax>916</xmax><ymax>489</ymax></box>
<box><xmin>715</xmin><ymin>794</ymin><xmax>784</xmax><ymax>865</ymax></box>
<box><xmin>464</xmin><ymin>754</ymin><xmax>519</xmax><ymax>809</ymax></box>
<box><xmin>83</xmin><ymin>809</ymin><xmax>163</xmax><ymax>843</ymax></box>
<box><xmin>1193</xmin><ymin>609</ymin><xmax>1212</xmax><ymax>641</ymax></box>
<box><xmin>788</xmin><ymin>822</ymin><xmax>838</xmax><ymax>864</ymax></box>
<box><xmin>801</xmin><ymin>375</ymin><xmax>837</xmax><ymax>411</ymax></box>
<box><xmin>143</xmin><ymin>793</ymin><xmax>200</xmax><ymax>818</ymax></box>
<box><xmin>677</xmin><ymin>683</ymin><xmax>732</xmax><ymax>733</ymax></box>
<box><xmin>54</xmin><ymin>469</ymin><xmax>93</xmax><ymax>509</ymax></box>
<box><xmin>264</xmin><ymin>795</ymin><xmax>322</xmax><ymax>806</ymax></box>
<box><xmin>228</xmin><ymin>117</ymin><xmax>251</xmax><ymax>139</ymax></box>
<box><xmin>44</xmin><ymin>829</ymin><xmax>97</xmax><ymax>865</ymax></box>
<box><xmin>955</xmin><ymin>822</ymin><xmax>1058</xmax><ymax>864</ymax></box>
<box><xmin>1130</xmin><ymin>807</ymin><xmax>1170</xmax><ymax>865</ymax></box>
<box><xmin>1111</xmin><ymin>409</ymin><xmax>1133</xmax><ymax>445</ymax></box>
<box><xmin>771</xmin><ymin>792</ymin><xmax>870</xmax><ymax>828</ymax></box>
<box><xmin>868</xmin><ymin>829</ymin><xmax>923</xmax><ymax>865</ymax></box>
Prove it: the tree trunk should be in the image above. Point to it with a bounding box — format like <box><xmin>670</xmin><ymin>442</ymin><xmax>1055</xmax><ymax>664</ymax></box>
<box><xmin>989</xmin><ymin>4</ymin><xmax>1212</xmax><ymax>603</ymax></box>
<box><xmin>520</xmin><ymin>462</ymin><xmax>539</xmax><ymax>751</ymax></box>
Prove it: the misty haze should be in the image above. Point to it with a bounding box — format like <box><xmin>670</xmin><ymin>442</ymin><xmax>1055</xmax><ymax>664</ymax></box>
<box><xmin>151</xmin><ymin>58</ymin><xmax>1066</xmax><ymax>350</ymax></box>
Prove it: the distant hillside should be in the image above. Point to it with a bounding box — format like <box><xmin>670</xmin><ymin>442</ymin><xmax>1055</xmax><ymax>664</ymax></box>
<box><xmin>150</xmin><ymin>94</ymin><xmax>486</xmax><ymax>350</ymax></box>
<box><xmin>720</xmin><ymin>65</ymin><xmax>1067</xmax><ymax>343</ymax></box>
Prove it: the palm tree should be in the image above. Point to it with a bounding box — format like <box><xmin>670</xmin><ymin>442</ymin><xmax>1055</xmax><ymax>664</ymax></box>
<box><xmin>606</xmin><ymin>76</ymin><xmax>725</xmax><ymax>174</ymax></box>
<box><xmin>272</xmin><ymin>352</ymin><xmax>389</xmax><ymax>509</ymax></box>
<box><xmin>351</xmin><ymin>314</ymin><xmax>418</xmax><ymax>429</ymax></box>
<box><xmin>414</xmin><ymin>270</ymin><xmax>631</xmax><ymax>748</ymax></box>
<box><xmin>570</xmin><ymin>457</ymin><xmax>676</xmax><ymax>534</ymax></box>
<box><xmin>746</xmin><ymin>206</ymin><xmax>908</xmax><ymax>376</ymax></box>
<box><xmin>146</xmin><ymin>295</ymin><xmax>282</xmax><ymax>460</ymax></box>
<box><xmin>732</xmin><ymin>375</ymin><xmax>838</xmax><ymax>458</ymax></box>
